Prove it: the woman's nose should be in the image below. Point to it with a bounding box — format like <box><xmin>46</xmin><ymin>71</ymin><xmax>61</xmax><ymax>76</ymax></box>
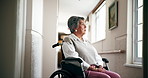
<box><xmin>84</xmin><ymin>25</ymin><xmax>86</xmax><ymax>28</ymax></box>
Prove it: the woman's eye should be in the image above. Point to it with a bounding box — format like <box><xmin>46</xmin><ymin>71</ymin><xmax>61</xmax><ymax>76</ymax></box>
<box><xmin>81</xmin><ymin>24</ymin><xmax>84</xmax><ymax>25</ymax></box>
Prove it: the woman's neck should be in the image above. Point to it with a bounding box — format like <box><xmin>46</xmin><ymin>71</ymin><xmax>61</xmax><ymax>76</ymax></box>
<box><xmin>73</xmin><ymin>33</ymin><xmax>83</xmax><ymax>40</ymax></box>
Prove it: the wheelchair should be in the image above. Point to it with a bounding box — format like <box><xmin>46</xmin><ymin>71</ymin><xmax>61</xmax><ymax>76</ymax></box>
<box><xmin>50</xmin><ymin>43</ymin><xmax>109</xmax><ymax>78</ymax></box>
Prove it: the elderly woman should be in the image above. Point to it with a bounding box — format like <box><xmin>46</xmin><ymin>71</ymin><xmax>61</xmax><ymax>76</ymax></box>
<box><xmin>62</xmin><ymin>16</ymin><xmax>121</xmax><ymax>78</ymax></box>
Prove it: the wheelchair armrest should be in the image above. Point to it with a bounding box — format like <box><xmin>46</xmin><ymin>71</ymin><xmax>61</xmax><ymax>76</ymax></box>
<box><xmin>64</xmin><ymin>57</ymin><xmax>109</xmax><ymax>63</ymax></box>
<box><xmin>61</xmin><ymin>57</ymin><xmax>85</xmax><ymax>77</ymax></box>
<box><xmin>64</xmin><ymin>57</ymin><xmax>83</xmax><ymax>63</ymax></box>
<box><xmin>102</xmin><ymin>58</ymin><xmax>109</xmax><ymax>63</ymax></box>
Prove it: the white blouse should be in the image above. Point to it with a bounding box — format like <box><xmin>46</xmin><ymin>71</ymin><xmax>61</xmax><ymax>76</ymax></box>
<box><xmin>62</xmin><ymin>34</ymin><xmax>103</xmax><ymax>70</ymax></box>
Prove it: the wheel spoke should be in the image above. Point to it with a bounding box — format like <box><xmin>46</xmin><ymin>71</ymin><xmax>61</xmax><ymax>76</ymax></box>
<box><xmin>58</xmin><ymin>74</ymin><xmax>60</xmax><ymax>78</ymax></box>
<box><xmin>49</xmin><ymin>70</ymin><xmax>72</xmax><ymax>78</ymax></box>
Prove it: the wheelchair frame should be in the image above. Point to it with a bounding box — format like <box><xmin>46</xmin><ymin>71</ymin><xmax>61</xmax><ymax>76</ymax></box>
<box><xmin>50</xmin><ymin>43</ymin><xmax>109</xmax><ymax>78</ymax></box>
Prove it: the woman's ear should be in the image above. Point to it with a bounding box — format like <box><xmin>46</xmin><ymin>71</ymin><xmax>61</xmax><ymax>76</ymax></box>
<box><xmin>74</xmin><ymin>27</ymin><xmax>79</xmax><ymax>32</ymax></box>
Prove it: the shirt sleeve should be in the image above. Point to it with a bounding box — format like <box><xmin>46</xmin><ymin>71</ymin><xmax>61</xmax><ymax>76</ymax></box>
<box><xmin>94</xmin><ymin>49</ymin><xmax>103</xmax><ymax>66</ymax></box>
<box><xmin>62</xmin><ymin>38</ymin><xmax>90</xmax><ymax>70</ymax></box>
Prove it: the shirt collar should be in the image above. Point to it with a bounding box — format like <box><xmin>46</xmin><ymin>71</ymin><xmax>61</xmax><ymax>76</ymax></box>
<box><xmin>70</xmin><ymin>34</ymin><xmax>87</xmax><ymax>42</ymax></box>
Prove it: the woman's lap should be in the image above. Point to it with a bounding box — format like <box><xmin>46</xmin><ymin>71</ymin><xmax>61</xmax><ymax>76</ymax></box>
<box><xmin>85</xmin><ymin>70</ymin><xmax>121</xmax><ymax>78</ymax></box>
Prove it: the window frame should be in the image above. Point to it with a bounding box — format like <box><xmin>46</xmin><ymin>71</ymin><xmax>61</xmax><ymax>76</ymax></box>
<box><xmin>126</xmin><ymin>0</ymin><xmax>143</xmax><ymax>68</ymax></box>
<box><xmin>91</xmin><ymin>1</ymin><xmax>106</xmax><ymax>43</ymax></box>
<box><xmin>133</xmin><ymin>0</ymin><xmax>143</xmax><ymax>64</ymax></box>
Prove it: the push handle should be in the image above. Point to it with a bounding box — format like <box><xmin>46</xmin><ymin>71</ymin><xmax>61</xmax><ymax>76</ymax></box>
<box><xmin>52</xmin><ymin>43</ymin><xmax>60</xmax><ymax>48</ymax></box>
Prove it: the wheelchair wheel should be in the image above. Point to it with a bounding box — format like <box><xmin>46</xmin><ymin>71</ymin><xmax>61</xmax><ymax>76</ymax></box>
<box><xmin>50</xmin><ymin>70</ymin><xmax>72</xmax><ymax>78</ymax></box>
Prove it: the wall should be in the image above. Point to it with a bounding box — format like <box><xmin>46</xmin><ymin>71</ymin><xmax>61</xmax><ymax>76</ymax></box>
<box><xmin>24</xmin><ymin>0</ymin><xmax>43</xmax><ymax>78</ymax></box>
<box><xmin>89</xmin><ymin>0</ymin><xmax>143</xmax><ymax>78</ymax></box>
<box><xmin>42</xmin><ymin>0</ymin><xmax>58</xmax><ymax>77</ymax></box>
<box><xmin>24</xmin><ymin>0</ymin><xmax>58</xmax><ymax>77</ymax></box>
<box><xmin>0</xmin><ymin>0</ymin><xmax>17</xmax><ymax>78</ymax></box>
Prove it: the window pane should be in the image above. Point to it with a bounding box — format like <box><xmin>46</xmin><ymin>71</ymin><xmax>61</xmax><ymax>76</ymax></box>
<box><xmin>138</xmin><ymin>7</ymin><xmax>143</xmax><ymax>24</ymax></box>
<box><xmin>95</xmin><ymin>2</ymin><xmax>106</xmax><ymax>41</ymax></box>
<box><xmin>138</xmin><ymin>41</ymin><xmax>142</xmax><ymax>57</ymax></box>
<box><xmin>98</xmin><ymin>5</ymin><xmax>106</xmax><ymax>41</ymax></box>
<box><xmin>138</xmin><ymin>24</ymin><xmax>143</xmax><ymax>41</ymax></box>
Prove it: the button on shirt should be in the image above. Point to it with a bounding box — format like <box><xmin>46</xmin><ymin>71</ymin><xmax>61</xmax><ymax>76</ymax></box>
<box><xmin>62</xmin><ymin>34</ymin><xmax>103</xmax><ymax>70</ymax></box>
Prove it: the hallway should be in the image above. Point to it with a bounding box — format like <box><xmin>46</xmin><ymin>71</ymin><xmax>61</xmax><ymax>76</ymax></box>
<box><xmin>0</xmin><ymin>0</ymin><xmax>148</xmax><ymax>78</ymax></box>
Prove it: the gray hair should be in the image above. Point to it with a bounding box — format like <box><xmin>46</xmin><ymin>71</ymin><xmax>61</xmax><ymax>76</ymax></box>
<box><xmin>67</xmin><ymin>16</ymin><xmax>84</xmax><ymax>33</ymax></box>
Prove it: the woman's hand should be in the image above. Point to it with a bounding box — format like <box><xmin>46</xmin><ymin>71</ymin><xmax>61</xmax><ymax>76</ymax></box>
<box><xmin>88</xmin><ymin>65</ymin><xmax>106</xmax><ymax>72</ymax></box>
<box><xmin>96</xmin><ymin>67</ymin><xmax>106</xmax><ymax>72</ymax></box>
<box><xmin>88</xmin><ymin>65</ymin><xmax>96</xmax><ymax>71</ymax></box>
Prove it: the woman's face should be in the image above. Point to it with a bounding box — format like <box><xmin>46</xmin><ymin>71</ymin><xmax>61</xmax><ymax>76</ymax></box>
<box><xmin>76</xmin><ymin>19</ymin><xmax>86</xmax><ymax>35</ymax></box>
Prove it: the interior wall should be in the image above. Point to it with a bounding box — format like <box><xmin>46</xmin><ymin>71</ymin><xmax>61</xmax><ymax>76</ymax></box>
<box><xmin>0</xmin><ymin>0</ymin><xmax>17</xmax><ymax>78</ymax></box>
<box><xmin>42</xmin><ymin>0</ymin><xmax>58</xmax><ymax>77</ymax></box>
<box><xmin>24</xmin><ymin>0</ymin><xmax>43</xmax><ymax>78</ymax></box>
<box><xmin>24</xmin><ymin>0</ymin><xmax>32</xmax><ymax>77</ymax></box>
<box><xmin>89</xmin><ymin>0</ymin><xmax>143</xmax><ymax>78</ymax></box>
<box><xmin>24</xmin><ymin>0</ymin><xmax>58</xmax><ymax>77</ymax></box>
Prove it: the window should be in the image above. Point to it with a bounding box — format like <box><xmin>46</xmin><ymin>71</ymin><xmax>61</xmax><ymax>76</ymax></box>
<box><xmin>126</xmin><ymin>0</ymin><xmax>143</xmax><ymax>67</ymax></box>
<box><xmin>91</xmin><ymin>1</ymin><xmax>106</xmax><ymax>43</ymax></box>
<box><xmin>133</xmin><ymin>0</ymin><xmax>143</xmax><ymax>64</ymax></box>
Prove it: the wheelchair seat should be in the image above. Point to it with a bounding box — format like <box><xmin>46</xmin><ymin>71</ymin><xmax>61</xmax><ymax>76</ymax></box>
<box><xmin>50</xmin><ymin>43</ymin><xmax>109</xmax><ymax>78</ymax></box>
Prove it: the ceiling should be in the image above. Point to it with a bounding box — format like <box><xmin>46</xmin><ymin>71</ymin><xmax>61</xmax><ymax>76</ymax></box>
<box><xmin>58</xmin><ymin>0</ymin><xmax>100</xmax><ymax>33</ymax></box>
